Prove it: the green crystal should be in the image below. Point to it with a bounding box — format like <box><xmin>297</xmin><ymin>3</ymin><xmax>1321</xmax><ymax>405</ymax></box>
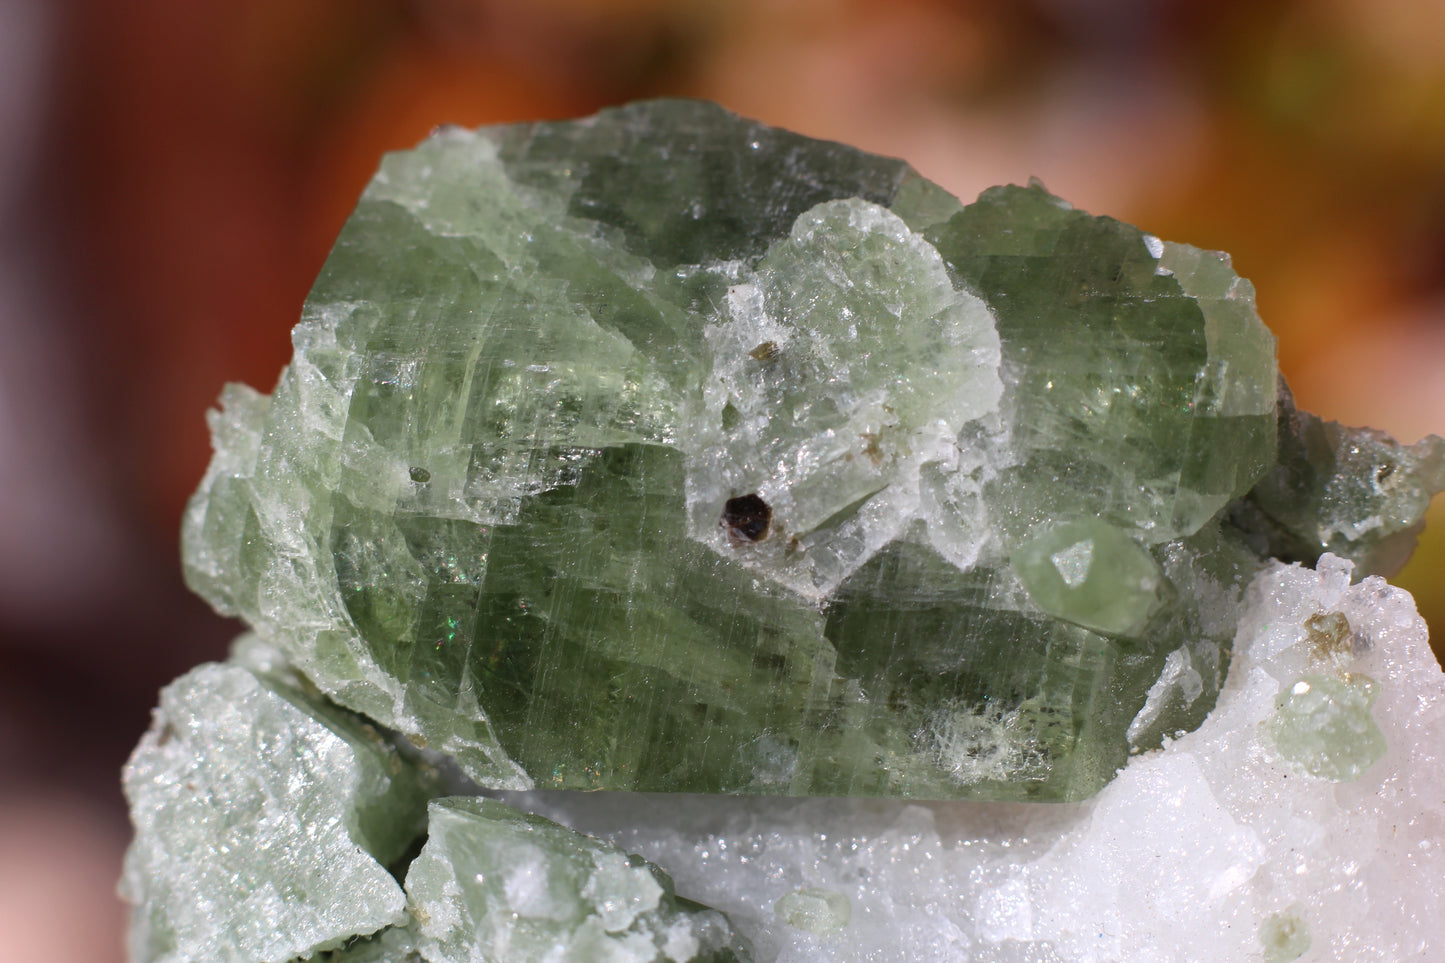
<box><xmin>120</xmin><ymin>637</ymin><xmax>429</xmax><ymax>963</ymax></box>
<box><xmin>1012</xmin><ymin>519</ymin><xmax>1165</xmax><ymax>637</ymax></box>
<box><xmin>1240</xmin><ymin>384</ymin><xmax>1445</xmax><ymax>576</ymax></box>
<box><xmin>1267</xmin><ymin>673</ymin><xmax>1387</xmax><ymax>781</ymax></box>
<box><xmin>121</xmin><ymin>640</ymin><xmax>747</xmax><ymax>963</ymax></box>
<box><xmin>181</xmin><ymin>99</ymin><xmax>1442</xmax><ymax>803</ymax></box>
<box><xmin>313</xmin><ymin>926</ymin><xmax>421</xmax><ymax>963</ymax></box>
<box><xmin>403</xmin><ymin>797</ymin><xmax>751</xmax><ymax>962</ymax></box>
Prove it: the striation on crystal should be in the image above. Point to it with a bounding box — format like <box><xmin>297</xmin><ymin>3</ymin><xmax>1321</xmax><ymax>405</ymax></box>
<box><xmin>124</xmin><ymin>98</ymin><xmax>1445</xmax><ymax>963</ymax></box>
<box><xmin>122</xmin><ymin>639</ymin><xmax>750</xmax><ymax>963</ymax></box>
<box><xmin>120</xmin><ymin>637</ymin><xmax>430</xmax><ymax>963</ymax></box>
<box><xmin>179</xmin><ymin>99</ymin><xmax>1444</xmax><ymax>807</ymax></box>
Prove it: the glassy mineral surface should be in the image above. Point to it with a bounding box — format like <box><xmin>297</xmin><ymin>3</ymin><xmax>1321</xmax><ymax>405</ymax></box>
<box><xmin>405</xmin><ymin>797</ymin><xmax>751</xmax><ymax>962</ymax></box>
<box><xmin>502</xmin><ymin>555</ymin><xmax>1445</xmax><ymax>962</ymax></box>
<box><xmin>181</xmin><ymin>98</ymin><xmax>1443</xmax><ymax>803</ymax></box>
<box><xmin>123</xmin><ymin>639</ymin><xmax>750</xmax><ymax>963</ymax></box>
<box><xmin>120</xmin><ymin>637</ymin><xmax>428</xmax><ymax>963</ymax></box>
<box><xmin>123</xmin><ymin>555</ymin><xmax>1445</xmax><ymax>962</ymax></box>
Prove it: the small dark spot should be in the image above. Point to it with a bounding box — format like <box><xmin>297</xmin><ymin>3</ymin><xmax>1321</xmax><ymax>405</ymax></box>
<box><xmin>860</xmin><ymin>432</ymin><xmax>884</xmax><ymax>465</ymax></box>
<box><xmin>721</xmin><ymin>401</ymin><xmax>741</xmax><ymax>431</ymax></box>
<box><xmin>156</xmin><ymin>723</ymin><xmax>175</xmax><ymax>747</ymax></box>
<box><xmin>691</xmin><ymin>702</ymin><xmax>710</xmax><ymax>719</ymax></box>
<box><xmin>409</xmin><ymin>467</ymin><xmax>431</xmax><ymax>483</ymax></box>
<box><xmin>1376</xmin><ymin>462</ymin><xmax>1396</xmax><ymax>484</ymax></box>
<box><xmin>748</xmin><ymin>341</ymin><xmax>780</xmax><ymax>362</ymax></box>
<box><xmin>722</xmin><ymin>493</ymin><xmax>772</xmax><ymax>542</ymax></box>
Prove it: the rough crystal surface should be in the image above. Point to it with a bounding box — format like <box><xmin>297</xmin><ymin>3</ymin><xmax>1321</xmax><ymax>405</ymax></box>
<box><xmin>1267</xmin><ymin>672</ymin><xmax>1387</xmax><ymax>781</ymax></box>
<box><xmin>172</xmin><ymin>99</ymin><xmax>1439</xmax><ymax>803</ymax></box>
<box><xmin>1242</xmin><ymin>384</ymin><xmax>1445</xmax><ymax>576</ymax></box>
<box><xmin>129</xmin><ymin>99</ymin><xmax>1445</xmax><ymax>963</ymax></box>
<box><xmin>404</xmin><ymin>797</ymin><xmax>751</xmax><ymax>962</ymax></box>
<box><xmin>495</xmin><ymin>556</ymin><xmax>1445</xmax><ymax>961</ymax></box>
<box><xmin>773</xmin><ymin>888</ymin><xmax>850</xmax><ymax>936</ymax></box>
<box><xmin>120</xmin><ymin>638</ymin><xmax>427</xmax><ymax>963</ymax></box>
<box><xmin>123</xmin><ymin>641</ymin><xmax>749</xmax><ymax>963</ymax></box>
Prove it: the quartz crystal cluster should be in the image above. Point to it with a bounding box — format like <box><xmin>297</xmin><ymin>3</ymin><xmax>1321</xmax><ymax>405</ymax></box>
<box><xmin>124</xmin><ymin>100</ymin><xmax>1445</xmax><ymax>962</ymax></box>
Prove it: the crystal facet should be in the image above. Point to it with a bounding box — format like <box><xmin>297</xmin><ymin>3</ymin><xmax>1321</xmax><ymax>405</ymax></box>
<box><xmin>125</xmin><ymin>98</ymin><xmax>1445</xmax><ymax>963</ymax></box>
<box><xmin>405</xmin><ymin>797</ymin><xmax>751</xmax><ymax>962</ymax></box>
<box><xmin>179</xmin><ymin>99</ymin><xmax>1443</xmax><ymax>805</ymax></box>
<box><xmin>120</xmin><ymin>638</ymin><xmax>427</xmax><ymax>963</ymax></box>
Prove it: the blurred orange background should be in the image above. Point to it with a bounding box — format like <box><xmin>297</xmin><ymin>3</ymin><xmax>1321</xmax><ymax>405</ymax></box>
<box><xmin>2</xmin><ymin>2</ymin><xmax>1443</xmax><ymax>960</ymax></box>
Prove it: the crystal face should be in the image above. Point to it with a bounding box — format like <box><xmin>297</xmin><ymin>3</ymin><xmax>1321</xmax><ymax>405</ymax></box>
<box><xmin>181</xmin><ymin>99</ymin><xmax>1442</xmax><ymax>804</ymax></box>
<box><xmin>122</xmin><ymin>639</ymin><xmax>749</xmax><ymax>963</ymax></box>
<box><xmin>405</xmin><ymin>797</ymin><xmax>750</xmax><ymax>962</ymax></box>
<box><xmin>121</xmin><ymin>638</ymin><xmax>428</xmax><ymax>963</ymax></box>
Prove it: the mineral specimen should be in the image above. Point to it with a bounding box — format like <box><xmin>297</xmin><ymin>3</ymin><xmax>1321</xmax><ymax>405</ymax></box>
<box><xmin>127</xmin><ymin>98</ymin><xmax>1445</xmax><ymax>962</ymax></box>
<box><xmin>404</xmin><ymin>797</ymin><xmax>749</xmax><ymax>962</ymax></box>
<box><xmin>123</xmin><ymin>638</ymin><xmax>746</xmax><ymax>963</ymax></box>
<box><xmin>179</xmin><ymin>99</ymin><xmax>1441</xmax><ymax>805</ymax></box>
<box><xmin>121</xmin><ymin>637</ymin><xmax>428</xmax><ymax>963</ymax></box>
<box><xmin>506</xmin><ymin>554</ymin><xmax>1445</xmax><ymax>962</ymax></box>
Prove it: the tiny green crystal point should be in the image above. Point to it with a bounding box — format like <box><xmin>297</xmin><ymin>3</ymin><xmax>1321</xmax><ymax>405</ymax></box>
<box><xmin>775</xmin><ymin>887</ymin><xmax>852</xmax><ymax>936</ymax></box>
<box><xmin>179</xmin><ymin>99</ymin><xmax>1442</xmax><ymax>807</ymax></box>
<box><xmin>1013</xmin><ymin>520</ymin><xmax>1165</xmax><ymax>637</ymax></box>
<box><xmin>1268</xmin><ymin>673</ymin><xmax>1388</xmax><ymax>781</ymax></box>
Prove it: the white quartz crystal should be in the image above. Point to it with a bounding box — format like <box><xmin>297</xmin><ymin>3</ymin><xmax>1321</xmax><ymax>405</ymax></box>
<box><xmin>497</xmin><ymin>554</ymin><xmax>1445</xmax><ymax>962</ymax></box>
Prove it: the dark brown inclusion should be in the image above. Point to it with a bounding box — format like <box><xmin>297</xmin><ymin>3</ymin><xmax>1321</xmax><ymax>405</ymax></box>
<box><xmin>722</xmin><ymin>494</ymin><xmax>772</xmax><ymax>542</ymax></box>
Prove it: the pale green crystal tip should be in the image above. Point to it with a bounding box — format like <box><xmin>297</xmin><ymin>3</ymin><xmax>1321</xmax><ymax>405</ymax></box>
<box><xmin>1268</xmin><ymin>673</ymin><xmax>1388</xmax><ymax>781</ymax></box>
<box><xmin>775</xmin><ymin>887</ymin><xmax>852</xmax><ymax>936</ymax></box>
<box><xmin>179</xmin><ymin>98</ymin><xmax>1442</xmax><ymax>805</ymax></box>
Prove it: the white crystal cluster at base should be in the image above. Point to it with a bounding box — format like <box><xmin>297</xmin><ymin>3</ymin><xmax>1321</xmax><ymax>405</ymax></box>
<box><xmin>499</xmin><ymin>555</ymin><xmax>1445</xmax><ymax>962</ymax></box>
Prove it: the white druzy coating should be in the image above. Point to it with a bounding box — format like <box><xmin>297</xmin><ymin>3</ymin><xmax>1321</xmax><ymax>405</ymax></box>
<box><xmin>120</xmin><ymin>661</ymin><xmax>411</xmax><ymax>963</ymax></box>
<box><xmin>498</xmin><ymin>555</ymin><xmax>1445</xmax><ymax>962</ymax></box>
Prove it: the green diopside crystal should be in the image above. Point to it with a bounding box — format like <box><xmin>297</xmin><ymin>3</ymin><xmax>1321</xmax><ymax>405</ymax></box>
<box><xmin>120</xmin><ymin>639</ymin><xmax>747</xmax><ymax>963</ymax></box>
<box><xmin>1240</xmin><ymin>383</ymin><xmax>1445</xmax><ymax>577</ymax></box>
<box><xmin>120</xmin><ymin>637</ymin><xmax>429</xmax><ymax>963</ymax></box>
<box><xmin>181</xmin><ymin>99</ymin><xmax>1443</xmax><ymax>802</ymax></box>
<box><xmin>404</xmin><ymin>797</ymin><xmax>751</xmax><ymax>962</ymax></box>
<box><xmin>1267</xmin><ymin>673</ymin><xmax>1388</xmax><ymax>781</ymax></box>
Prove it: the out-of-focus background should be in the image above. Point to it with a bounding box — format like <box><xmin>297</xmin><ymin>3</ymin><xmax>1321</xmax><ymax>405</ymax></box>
<box><xmin>2</xmin><ymin>1</ymin><xmax>1443</xmax><ymax>960</ymax></box>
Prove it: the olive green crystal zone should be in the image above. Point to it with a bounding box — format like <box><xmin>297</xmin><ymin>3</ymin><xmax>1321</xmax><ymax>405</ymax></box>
<box><xmin>124</xmin><ymin>645</ymin><xmax>754</xmax><ymax>963</ymax></box>
<box><xmin>925</xmin><ymin>184</ymin><xmax>1277</xmax><ymax>546</ymax></box>
<box><xmin>1242</xmin><ymin>387</ymin><xmax>1445</xmax><ymax>578</ymax></box>
<box><xmin>336</xmin><ymin>442</ymin><xmax>1171</xmax><ymax>801</ymax></box>
<box><xmin>491</xmin><ymin>99</ymin><xmax>912</xmax><ymax>267</ymax></box>
<box><xmin>181</xmin><ymin>101</ymin><xmax>1291</xmax><ymax>802</ymax></box>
